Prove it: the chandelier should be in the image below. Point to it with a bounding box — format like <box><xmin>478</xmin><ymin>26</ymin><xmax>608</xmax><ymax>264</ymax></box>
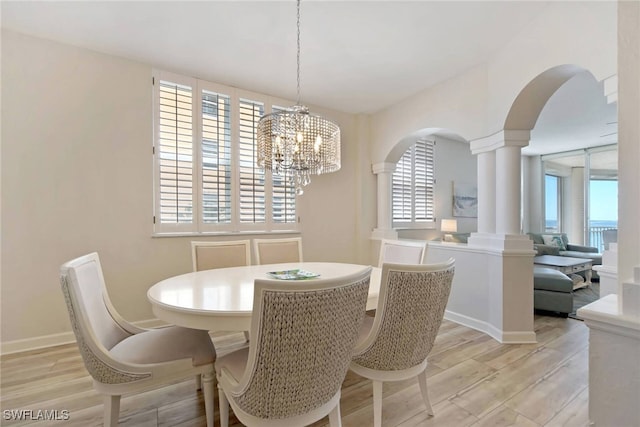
<box><xmin>256</xmin><ymin>0</ymin><xmax>341</xmax><ymax>195</ymax></box>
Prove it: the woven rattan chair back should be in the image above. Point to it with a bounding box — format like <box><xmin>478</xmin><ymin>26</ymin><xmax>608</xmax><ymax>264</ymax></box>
<box><xmin>354</xmin><ymin>260</ymin><xmax>454</xmax><ymax>371</ymax></box>
<box><xmin>350</xmin><ymin>259</ymin><xmax>455</xmax><ymax>427</ymax></box>
<box><xmin>217</xmin><ymin>266</ymin><xmax>372</xmax><ymax>426</ymax></box>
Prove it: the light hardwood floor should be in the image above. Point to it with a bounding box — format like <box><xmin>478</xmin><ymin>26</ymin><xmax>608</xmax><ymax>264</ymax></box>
<box><xmin>1</xmin><ymin>315</ymin><xmax>589</xmax><ymax>426</ymax></box>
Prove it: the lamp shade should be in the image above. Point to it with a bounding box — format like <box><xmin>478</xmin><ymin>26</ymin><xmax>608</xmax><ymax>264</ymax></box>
<box><xmin>441</xmin><ymin>219</ymin><xmax>458</xmax><ymax>233</ymax></box>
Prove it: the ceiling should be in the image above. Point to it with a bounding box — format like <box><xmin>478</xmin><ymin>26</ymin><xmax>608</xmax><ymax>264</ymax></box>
<box><xmin>1</xmin><ymin>1</ymin><xmax>618</xmax><ymax>156</ymax></box>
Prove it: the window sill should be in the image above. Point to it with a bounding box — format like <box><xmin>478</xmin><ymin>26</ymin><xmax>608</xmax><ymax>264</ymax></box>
<box><xmin>152</xmin><ymin>230</ymin><xmax>301</xmax><ymax>238</ymax></box>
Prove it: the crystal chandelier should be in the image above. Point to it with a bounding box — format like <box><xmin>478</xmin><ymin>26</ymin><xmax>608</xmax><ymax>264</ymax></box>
<box><xmin>256</xmin><ymin>0</ymin><xmax>341</xmax><ymax>195</ymax></box>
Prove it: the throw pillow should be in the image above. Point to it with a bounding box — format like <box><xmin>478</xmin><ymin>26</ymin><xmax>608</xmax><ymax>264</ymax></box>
<box><xmin>542</xmin><ymin>234</ymin><xmax>566</xmax><ymax>250</ymax></box>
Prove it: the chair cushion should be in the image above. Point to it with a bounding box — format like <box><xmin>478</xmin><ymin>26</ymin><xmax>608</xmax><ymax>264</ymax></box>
<box><xmin>215</xmin><ymin>346</ymin><xmax>249</xmax><ymax>381</ymax></box>
<box><xmin>533</xmin><ymin>267</ymin><xmax>573</xmax><ymax>293</ymax></box>
<box><xmin>110</xmin><ymin>326</ymin><xmax>216</xmax><ymax>366</ymax></box>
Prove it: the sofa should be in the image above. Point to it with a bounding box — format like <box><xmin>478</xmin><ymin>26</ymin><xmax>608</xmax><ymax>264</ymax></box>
<box><xmin>533</xmin><ymin>266</ymin><xmax>574</xmax><ymax>315</ymax></box>
<box><xmin>528</xmin><ymin>232</ymin><xmax>600</xmax><ymax>259</ymax></box>
<box><xmin>528</xmin><ymin>232</ymin><xmax>602</xmax><ymax>279</ymax></box>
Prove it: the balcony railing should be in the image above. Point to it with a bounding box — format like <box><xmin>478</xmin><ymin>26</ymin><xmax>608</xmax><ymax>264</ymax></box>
<box><xmin>589</xmin><ymin>226</ymin><xmax>617</xmax><ymax>252</ymax></box>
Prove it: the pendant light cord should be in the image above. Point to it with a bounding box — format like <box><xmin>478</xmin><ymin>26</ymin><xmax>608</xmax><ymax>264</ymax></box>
<box><xmin>296</xmin><ymin>0</ymin><xmax>301</xmax><ymax>106</ymax></box>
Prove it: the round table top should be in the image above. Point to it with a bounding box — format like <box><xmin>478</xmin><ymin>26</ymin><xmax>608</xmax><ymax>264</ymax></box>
<box><xmin>147</xmin><ymin>262</ymin><xmax>380</xmax><ymax>330</ymax></box>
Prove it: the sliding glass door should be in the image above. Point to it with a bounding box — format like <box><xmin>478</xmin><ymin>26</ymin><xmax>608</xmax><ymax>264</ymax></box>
<box><xmin>542</xmin><ymin>144</ymin><xmax>617</xmax><ymax>250</ymax></box>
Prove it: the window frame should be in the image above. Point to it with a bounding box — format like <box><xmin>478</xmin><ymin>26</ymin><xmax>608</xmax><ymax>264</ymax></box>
<box><xmin>152</xmin><ymin>70</ymin><xmax>299</xmax><ymax>236</ymax></box>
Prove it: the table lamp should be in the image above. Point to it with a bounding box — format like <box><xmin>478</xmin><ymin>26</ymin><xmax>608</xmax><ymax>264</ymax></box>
<box><xmin>441</xmin><ymin>219</ymin><xmax>458</xmax><ymax>242</ymax></box>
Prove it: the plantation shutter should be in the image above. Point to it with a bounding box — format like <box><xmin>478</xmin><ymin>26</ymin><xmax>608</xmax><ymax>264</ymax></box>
<box><xmin>271</xmin><ymin>107</ymin><xmax>297</xmax><ymax>224</ymax></box>
<box><xmin>238</xmin><ymin>99</ymin><xmax>266</xmax><ymax>223</ymax></box>
<box><xmin>414</xmin><ymin>138</ymin><xmax>435</xmax><ymax>221</ymax></box>
<box><xmin>157</xmin><ymin>80</ymin><xmax>194</xmax><ymax>224</ymax></box>
<box><xmin>272</xmin><ymin>170</ymin><xmax>296</xmax><ymax>223</ymax></box>
<box><xmin>392</xmin><ymin>138</ymin><xmax>435</xmax><ymax>225</ymax></box>
<box><xmin>392</xmin><ymin>149</ymin><xmax>413</xmax><ymax>223</ymax></box>
<box><xmin>201</xmin><ymin>90</ymin><xmax>232</xmax><ymax>224</ymax></box>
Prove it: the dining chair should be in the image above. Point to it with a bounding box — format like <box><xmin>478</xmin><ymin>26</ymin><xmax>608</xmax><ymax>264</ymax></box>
<box><xmin>350</xmin><ymin>259</ymin><xmax>455</xmax><ymax>427</ymax></box>
<box><xmin>253</xmin><ymin>236</ymin><xmax>303</xmax><ymax>265</ymax></box>
<box><xmin>60</xmin><ymin>252</ymin><xmax>216</xmax><ymax>427</ymax></box>
<box><xmin>377</xmin><ymin>239</ymin><xmax>427</xmax><ymax>267</ymax></box>
<box><xmin>191</xmin><ymin>240</ymin><xmax>251</xmax><ymax>271</ymax></box>
<box><xmin>192</xmin><ymin>239</ymin><xmax>252</xmax><ymax>343</ymax></box>
<box><xmin>216</xmin><ymin>266</ymin><xmax>373</xmax><ymax>427</ymax></box>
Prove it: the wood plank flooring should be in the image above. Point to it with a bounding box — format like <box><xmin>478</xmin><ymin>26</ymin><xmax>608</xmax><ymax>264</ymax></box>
<box><xmin>0</xmin><ymin>315</ymin><xmax>589</xmax><ymax>426</ymax></box>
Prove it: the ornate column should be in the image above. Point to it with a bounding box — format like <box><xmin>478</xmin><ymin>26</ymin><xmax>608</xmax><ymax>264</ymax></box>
<box><xmin>469</xmin><ymin>130</ymin><xmax>531</xmax><ymax>249</ymax></box>
<box><xmin>477</xmin><ymin>151</ymin><xmax>496</xmax><ymax>234</ymax></box>
<box><xmin>496</xmin><ymin>144</ymin><xmax>524</xmax><ymax>235</ymax></box>
<box><xmin>371</xmin><ymin>162</ymin><xmax>398</xmax><ymax>240</ymax></box>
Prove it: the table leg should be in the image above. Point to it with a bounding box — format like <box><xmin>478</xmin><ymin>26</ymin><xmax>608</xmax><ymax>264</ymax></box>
<box><xmin>585</xmin><ymin>268</ymin><xmax>592</xmax><ymax>285</ymax></box>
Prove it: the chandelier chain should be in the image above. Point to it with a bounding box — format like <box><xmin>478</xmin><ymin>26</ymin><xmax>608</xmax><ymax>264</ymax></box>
<box><xmin>296</xmin><ymin>0</ymin><xmax>301</xmax><ymax>105</ymax></box>
<box><xmin>255</xmin><ymin>0</ymin><xmax>341</xmax><ymax>195</ymax></box>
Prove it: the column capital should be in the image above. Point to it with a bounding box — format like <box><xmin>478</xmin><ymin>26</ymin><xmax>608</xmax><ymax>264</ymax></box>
<box><xmin>372</xmin><ymin>162</ymin><xmax>396</xmax><ymax>174</ymax></box>
<box><xmin>470</xmin><ymin>130</ymin><xmax>530</xmax><ymax>155</ymax></box>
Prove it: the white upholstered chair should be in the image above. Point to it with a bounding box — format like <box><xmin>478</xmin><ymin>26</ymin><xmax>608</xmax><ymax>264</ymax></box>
<box><xmin>60</xmin><ymin>253</ymin><xmax>216</xmax><ymax>427</ymax></box>
<box><xmin>192</xmin><ymin>239</ymin><xmax>252</xmax><ymax>343</ymax></box>
<box><xmin>253</xmin><ymin>236</ymin><xmax>303</xmax><ymax>265</ymax></box>
<box><xmin>191</xmin><ymin>240</ymin><xmax>251</xmax><ymax>271</ymax></box>
<box><xmin>216</xmin><ymin>266</ymin><xmax>373</xmax><ymax>427</ymax></box>
<box><xmin>377</xmin><ymin>239</ymin><xmax>427</xmax><ymax>267</ymax></box>
<box><xmin>350</xmin><ymin>259</ymin><xmax>455</xmax><ymax>427</ymax></box>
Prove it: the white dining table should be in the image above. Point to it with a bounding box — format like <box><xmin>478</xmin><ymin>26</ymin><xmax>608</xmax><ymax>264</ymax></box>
<box><xmin>147</xmin><ymin>262</ymin><xmax>381</xmax><ymax>332</ymax></box>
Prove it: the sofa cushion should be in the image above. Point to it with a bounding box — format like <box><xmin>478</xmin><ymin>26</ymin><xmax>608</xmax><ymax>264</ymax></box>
<box><xmin>533</xmin><ymin>267</ymin><xmax>574</xmax><ymax>293</ymax></box>
<box><xmin>528</xmin><ymin>232</ymin><xmax>569</xmax><ymax>248</ymax></box>
<box><xmin>534</xmin><ymin>244</ymin><xmax>560</xmax><ymax>256</ymax></box>
<box><xmin>542</xmin><ymin>234</ymin><xmax>567</xmax><ymax>250</ymax></box>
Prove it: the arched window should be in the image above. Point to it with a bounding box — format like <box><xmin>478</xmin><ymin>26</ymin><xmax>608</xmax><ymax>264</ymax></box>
<box><xmin>392</xmin><ymin>137</ymin><xmax>435</xmax><ymax>227</ymax></box>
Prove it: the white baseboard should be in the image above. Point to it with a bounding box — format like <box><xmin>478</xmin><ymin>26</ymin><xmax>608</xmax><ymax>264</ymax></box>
<box><xmin>444</xmin><ymin>310</ymin><xmax>537</xmax><ymax>344</ymax></box>
<box><xmin>0</xmin><ymin>318</ymin><xmax>167</xmax><ymax>356</ymax></box>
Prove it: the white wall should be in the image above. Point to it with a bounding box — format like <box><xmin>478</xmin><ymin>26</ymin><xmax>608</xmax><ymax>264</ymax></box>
<box><xmin>0</xmin><ymin>0</ymin><xmax>620</xmax><ymax>349</ymax></box>
<box><xmin>0</xmin><ymin>30</ymin><xmax>370</xmax><ymax>348</ymax></box>
<box><xmin>371</xmin><ymin>1</ymin><xmax>617</xmax><ymax>162</ymax></box>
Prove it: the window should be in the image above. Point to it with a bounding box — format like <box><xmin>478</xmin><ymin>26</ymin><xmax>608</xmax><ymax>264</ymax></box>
<box><xmin>392</xmin><ymin>138</ymin><xmax>435</xmax><ymax>227</ymax></box>
<box><xmin>544</xmin><ymin>174</ymin><xmax>561</xmax><ymax>232</ymax></box>
<box><xmin>153</xmin><ymin>70</ymin><xmax>297</xmax><ymax>234</ymax></box>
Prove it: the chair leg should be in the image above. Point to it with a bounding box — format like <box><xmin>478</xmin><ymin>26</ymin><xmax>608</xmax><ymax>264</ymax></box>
<box><xmin>418</xmin><ymin>370</ymin><xmax>434</xmax><ymax>416</ymax></box>
<box><xmin>218</xmin><ymin>384</ymin><xmax>230</xmax><ymax>427</ymax></box>
<box><xmin>372</xmin><ymin>380</ymin><xmax>383</xmax><ymax>427</ymax></box>
<box><xmin>328</xmin><ymin>402</ymin><xmax>342</xmax><ymax>427</ymax></box>
<box><xmin>104</xmin><ymin>395</ymin><xmax>120</xmax><ymax>427</ymax></box>
<box><xmin>195</xmin><ymin>373</ymin><xmax>202</xmax><ymax>390</ymax></box>
<box><xmin>202</xmin><ymin>373</ymin><xmax>215</xmax><ymax>427</ymax></box>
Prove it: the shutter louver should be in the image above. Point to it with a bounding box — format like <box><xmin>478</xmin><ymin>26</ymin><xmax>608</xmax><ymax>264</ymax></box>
<box><xmin>239</xmin><ymin>99</ymin><xmax>266</xmax><ymax>223</ymax></box>
<box><xmin>158</xmin><ymin>81</ymin><xmax>193</xmax><ymax>224</ymax></box>
<box><xmin>201</xmin><ymin>90</ymin><xmax>232</xmax><ymax>224</ymax></box>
